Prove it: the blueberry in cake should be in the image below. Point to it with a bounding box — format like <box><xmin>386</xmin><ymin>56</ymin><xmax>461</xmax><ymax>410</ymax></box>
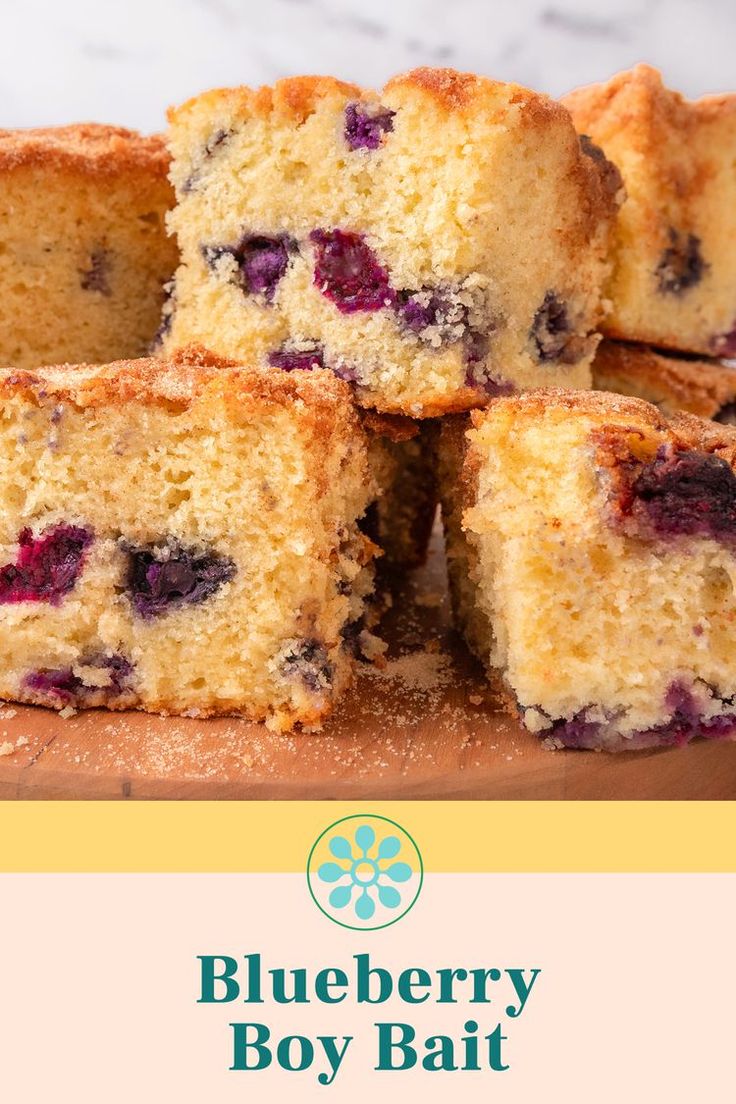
<box><xmin>163</xmin><ymin>68</ymin><xmax>620</xmax><ymax>416</ymax></box>
<box><xmin>593</xmin><ymin>340</ymin><xmax>736</xmax><ymax>424</ymax></box>
<box><xmin>0</xmin><ymin>125</ymin><xmax>178</xmax><ymax>369</ymax></box>
<box><xmin>563</xmin><ymin>66</ymin><xmax>736</xmax><ymax>358</ymax></box>
<box><xmin>0</xmin><ymin>349</ymin><xmax>383</xmax><ymax>730</ymax></box>
<box><xmin>437</xmin><ymin>390</ymin><xmax>736</xmax><ymax>751</ymax></box>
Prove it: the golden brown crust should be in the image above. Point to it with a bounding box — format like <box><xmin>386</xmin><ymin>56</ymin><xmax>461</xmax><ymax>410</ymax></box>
<box><xmin>0</xmin><ymin>349</ymin><xmax>357</xmax><ymax>418</ymax></box>
<box><xmin>563</xmin><ymin>64</ymin><xmax>736</xmax><ymax>202</ymax></box>
<box><xmin>469</xmin><ymin>383</ymin><xmax>736</xmax><ymax>467</ymax></box>
<box><xmin>169</xmin><ymin>75</ymin><xmax>363</xmax><ymax>127</ymax></box>
<box><xmin>386</xmin><ymin>67</ymin><xmax>491</xmax><ymax>111</ymax></box>
<box><xmin>171</xmin><ymin>65</ymin><xmax>588</xmax><ymax>133</ymax></box>
<box><xmin>0</xmin><ymin>123</ymin><xmax>170</xmax><ymax>176</ymax></box>
<box><xmin>592</xmin><ymin>340</ymin><xmax>736</xmax><ymax>419</ymax></box>
<box><xmin>469</xmin><ymin>386</ymin><xmax>670</xmax><ymax>432</ymax></box>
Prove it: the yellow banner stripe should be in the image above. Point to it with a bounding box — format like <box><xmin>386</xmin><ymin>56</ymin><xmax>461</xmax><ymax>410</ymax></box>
<box><xmin>0</xmin><ymin>801</ymin><xmax>735</xmax><ymax>872</ymax></box>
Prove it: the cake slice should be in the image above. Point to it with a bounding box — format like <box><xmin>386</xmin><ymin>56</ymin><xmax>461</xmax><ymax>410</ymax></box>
<box><xmin>593</xmin><ymin>340</ymin><xmax>736</xmax><ymax>423</ymax></box>
<box><xmin>163</xmin><ymin>68</ymin><xmax>620</xmax><ymax>416</ymax></box>
<box><xmin>437</xmin><ymin>390</ymin><xmax>736</xmax><ymax>750</ymax></box>
<box><xmin>0</xmin><ymin>124</ymin><xmax>178</xmax><ymax>369</ymax></box>
<box><xmin>563</xmin><ymin>66</ymin><xmax>736</xmax><ymax>357</ymax></box>
<box><xmin>0</xmin><ymin>350</ymin><xmax>382</xmax><ymax>730</ymax></box>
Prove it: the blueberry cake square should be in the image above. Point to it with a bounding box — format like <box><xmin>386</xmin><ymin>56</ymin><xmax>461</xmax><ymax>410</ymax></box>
<box><xmin>564</xmin><ymin>65</ymin><xmax>736</xmax><ymax>358</ymax></box>
<box><xmin>593</xmin><ymin>340</ymin><xmax>736</xmax><ymax>423</ymax></box>
<box><xmin>437</xmin><ymin>390</ymin><xmax>736</xmax><ymax>751</ymax></box>
<box><xmin>0</xmin><ymin>350</ymin><xmax>383</xmax><ymax>730</ymax></box>
<box><xmin>163</xmin><ymin>68</ymin><xmax>620</xmax><ymax>416</ymax></box>
<box><xmin>0</xmin><ymin>124</ymin><xmax>178</xmax><ymax>369</ymax></box>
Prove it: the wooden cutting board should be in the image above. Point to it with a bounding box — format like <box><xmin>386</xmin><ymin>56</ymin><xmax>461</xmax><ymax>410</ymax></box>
<box><xmin>0</xmin><ymin>529</ymin><xmax>734</xmax><ymax>801</ymax></box>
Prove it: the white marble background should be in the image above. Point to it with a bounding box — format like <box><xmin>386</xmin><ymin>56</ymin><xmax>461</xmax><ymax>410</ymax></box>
<box><xmin>1</xmin><ymin>0</ymin><xmax>734</xmax><ymax>132</ymax></box>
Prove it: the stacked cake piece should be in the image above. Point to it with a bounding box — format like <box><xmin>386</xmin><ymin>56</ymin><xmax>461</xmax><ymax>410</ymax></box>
<box><xmin>435</xmin><ymin>66</ymin><xmax>736</xmax><ymax>750</ymax></box>
<box><xmin>161</xmin><ymin>68</ymin><xmax>619</xmax><ymax>414</ymax></box>
<box><xmin>563</xmin><ymin>66</ymin><xmax>736</xmax><ymax>415</ymax></box>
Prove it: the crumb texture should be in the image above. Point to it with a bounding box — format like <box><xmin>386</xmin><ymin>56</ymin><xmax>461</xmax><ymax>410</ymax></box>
<box><xmin>438</xmin><ymin>388</ymin><xmax>736</xmax><ymax>749</ymax></box>
<box><xmin>0</xmin><ymin>357</ymin><xmax>379</xmax><ymax>730</ymax></box>
<box><xmin>0</xmin><ymin>125</ymin><xmax>177</xmax><ymax>370</ymax></box>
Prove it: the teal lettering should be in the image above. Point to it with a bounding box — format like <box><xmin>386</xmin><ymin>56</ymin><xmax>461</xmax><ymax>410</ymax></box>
<box><xmin>461</xmin><ymin>1020</ymin><xmax>480</xmax><ymax>1070</ymax></box>
<box><xmin>487</xmin><ymin>1025</ymin><xmax>509</xmax><ymax>1071</ymax></box>
<box><xmin>197</xmin><ymin>955</ymin><xmax>239</xmax><ymax>1003</ymax></box>
<box><xmin>397</xmin><ymin>967</ymin><xmax>432</xmax><ymax>1004</ymax></box>
<box><xmin>270</xmin><ymin>968</ymin><xmax>309</xmax><ymax>1004</ymax></box>
<box><xmin>318</xmin><ymin>1036</ymin><xmax>353</xmax><ymax>1086</ymax></box>
<box><xmin>229</xmin><ymin>1023</ymin><xmax>271</xmax><ymax>1071</ymax></box>
<box><xmin>422</xmin><ymin>1034</ymin><xmax>457</xmax><ymax>1071</ymax></box>
<box><xmin>314</xmin><ymin>968</ymin><xmax>348</xmax><ymax>1004</ymax></box>
<box><xmin>376</xmin><ymin>1022</ymin><xmax>417</xmax><ymax>1070</ymax></box>
<box><xmin>437</xmin><ymin>967</ymin><xmax>468</xmax><ymax>1002</ymax></box>
<box><xmin>470</xmin><ymin>967</ymin><xmax>502</xmax><ymax>1002</ymax></box>
<box><xmin>277</xmin><ymin>1035</ymin><xmax>313</xmax><ymax>1071</ymax></box>
<box><xmin>356</xmin><ymin>954</ymin><xmax>392</xmax><ymax>1003</ymax></box>
<box><xmin>242</xmin><ymin>954</ymin><xmax>264</xmax><ymax>1003</ymax></box>
<box><xmin>505</xmin><ymin>968</ymin><xmax>541</xmax><ymax>1017</ymax></box>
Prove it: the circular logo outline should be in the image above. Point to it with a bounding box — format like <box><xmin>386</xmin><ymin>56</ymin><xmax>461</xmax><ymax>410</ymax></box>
<box><xmin>306</xmin><ymin>813</ymin><xmax>424</xmax><ymax>932</ymax></box>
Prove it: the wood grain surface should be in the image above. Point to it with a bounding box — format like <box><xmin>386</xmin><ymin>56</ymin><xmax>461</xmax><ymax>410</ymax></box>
<box><xmin>0</xmin><ymin>531</ymin><xmax>734</xmax><ymax>801</ymax></box>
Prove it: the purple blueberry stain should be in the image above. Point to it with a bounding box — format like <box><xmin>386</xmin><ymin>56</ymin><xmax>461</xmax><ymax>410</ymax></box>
<box><xmin>310</xmin><ymin>229</ymin><xmax>394</xmax><ymax>313</ymax></box>
<box><xmin>541</xmin><ymin>680</ymin><xmax>736</xmax><ymax>751</ymax></box>
<box><xmin>344</xmin><ymin>102</ymin><xmax>395</xmax><ymax>150</ymax></box>
<box><xmin>395</xmin><ymin>283</ymin><xmax>498</xmax><ymax>380</ymax></box>
<box><xmin>25</xmin><ymin>654</ymin><xmax>133</xmax><ymax>707</ymax></box>
<box><xmin>238</xmin><ymin>235</ymin><xmax>293</xmax><ymax>299</ymax></box>
<box><xmin>530</xmin><ymin>291</ymin><xmax>577</xmax><ymax>362</ymax></box>
<box><xmin>267</xmin><ymin>342</ymin><xmax>360</xmax><ymax>382</ymax></box>
<box><xmin>630</xmin><ymin>446</ymin><xmax>736</xmax><ymax>539</ymax></box>
<box><xmin>0</xmin><ymin>525</ymin><xmax>93</xmax><ymax>605</ymax></box>
<box><xmin>395</xmin><ymin>286</ymin><xmax>466</xmax><ymax>340</ymax></box>
<box><xmin>656</xmin><ymin>229</ymin><xmax>708</xmax><ymax>295</ymax></box>
<box><xmin>79</xmin><ymin>248</ymin><xmax>112</xmax><ymax>296</ymax></box>
<box><xmin>280</xmin><ymin>638</ymin><xmax>333</xmax><ymax>693</ymax></box>
<box><xmin>465</xmin><ymin>363</ymin><xmax>515</xmax><ymax>396</ymax></box>
<box><xmin>268</xmin><ymin>343</ymin><xmax>325</xmax><ymax>372</ymax></box>
<box><xmin>125</xmin><ymin>538</ymin><xmax>236</xmax><ymax>619</ymax></box>
<box><xmin>203</xmin><ymin>233</ymin><xmax>297</xmax><ymax>302</ymax></box>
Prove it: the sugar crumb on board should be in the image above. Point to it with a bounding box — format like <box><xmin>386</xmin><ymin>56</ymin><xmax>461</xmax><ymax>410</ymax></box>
<box><xmin>366</xmin><ymin>648</ymin><xmax>454</xmax><ymax>693</ymax></box>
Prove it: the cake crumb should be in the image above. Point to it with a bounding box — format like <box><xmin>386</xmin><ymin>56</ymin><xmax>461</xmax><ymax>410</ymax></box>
<box><xmin>0</xmin><ymin>740</ymin><xmax>14</xmax><ymax>756</ymax></box>
<box><xmin>59</xmin><ymin>705</ymin><xmax>78</xmax><ymax>719</ymax></box>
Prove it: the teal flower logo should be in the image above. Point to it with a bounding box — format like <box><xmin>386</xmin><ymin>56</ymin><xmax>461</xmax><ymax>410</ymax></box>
<box><xmin>307</xmin><ymin>814</ymin><xmax>423</xmax><ymax>930</ymax></box>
